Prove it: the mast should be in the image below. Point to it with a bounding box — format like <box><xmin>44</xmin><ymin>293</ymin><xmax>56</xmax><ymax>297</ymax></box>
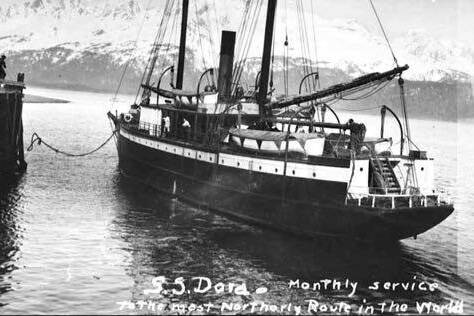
<box><xmin>176</xmin><ymin>0</ymin><xmax>189</xmax><ymax>90</ymax></box>
<box><xmin>258</xmin><ymin>0</ymin><xmax>277</xmax><ymax>117</ymax></box>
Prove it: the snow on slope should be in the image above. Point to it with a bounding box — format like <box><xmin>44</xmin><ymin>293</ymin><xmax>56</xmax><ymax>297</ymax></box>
<box><xmin>0</xmin><ymin>0</ymin><xmax>473</xmax><ymax>82</ymax></box>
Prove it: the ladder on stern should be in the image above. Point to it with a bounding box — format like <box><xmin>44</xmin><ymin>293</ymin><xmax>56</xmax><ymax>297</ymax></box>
<box><xmin>370</xmin><ymin>157</ymin><xmax>401</xmax><ymax>194</ymax></box>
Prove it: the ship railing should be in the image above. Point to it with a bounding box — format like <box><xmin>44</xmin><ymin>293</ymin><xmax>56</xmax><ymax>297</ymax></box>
<box><xmin>123</xmin><ymin>122</ymin><xmax>162</xmax><ymax>138</ymax></box>
<box><xmin>122</xmin><ymin>121</ymin><xmax>208</xmax><ymax>142</ymax></box>
<box><xmin>345</xmin><ymin>189</ymin><xmax>453</xmax><ymax>209</ymax></box>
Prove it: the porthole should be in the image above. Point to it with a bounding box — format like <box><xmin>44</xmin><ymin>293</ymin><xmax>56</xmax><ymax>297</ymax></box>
<box><xmin>259</xmin><ymin>166</ymin><xmax>262</xmax><ymax>171</ymax></box>
<box><xmin>188</xmin><ymin>152</ymin><xmax>191</xmax><ymax>156</ymax></box>
<box><xmin>222</xmin><ymin>159</ymin><xmax>224</xmax><ymax>163</ymax></box>
<box><xmin>313</xmin><ymin>172</ymin><xmax>316</xmax><ymax>178</ymax></box>
<box><xmin>421</xmin><ymin>167</ymin><xmax>424</xmax><ymax>171</ymax></box>
<box><xmin>292</xmin><ymin>170</ymin><xmax>295</xmax><ymax>175</ymax></box>
<box><xmin>237</xmin><ymin>162</ymin><xmax>240</xmax><ymax>166</ymax></box>
<box><xmin>199</xmin><ymin>155</ymin><xmax>202</xmax><ymax>159</ymax></box>
<box><xmin>275</xmin><ymin>168</ymin><xmax>278</xmax><ymax>173</ymax></box>
<box><xmin>210</xmin><ymin>157</ymin><xmax>213</xmax><ymax>162</ymax></box>
<box><xmin>360</xmin><ymin>167</ymin><xmax>364</xmax><ymax>172</ymax></box>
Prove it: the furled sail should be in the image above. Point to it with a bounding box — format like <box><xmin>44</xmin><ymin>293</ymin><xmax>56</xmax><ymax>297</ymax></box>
<box><xmin>267</xmin><ymin>65</ymin><xmax>409</xmax><ymax>110</ymax></box>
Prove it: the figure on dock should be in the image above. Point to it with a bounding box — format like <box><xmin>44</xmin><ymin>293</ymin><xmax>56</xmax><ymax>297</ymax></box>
<box><xmin>0</xmin><ymin>55</ymin><xmax>6</xmax><ymax>81</ymax></box>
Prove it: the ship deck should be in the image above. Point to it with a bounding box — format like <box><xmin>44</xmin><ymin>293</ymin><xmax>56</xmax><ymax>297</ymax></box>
<box><xmin>120</xmin><ymin>122</ymin><xmax>353</xmax><ymax>167</ymax></box>
<box><xmin>119</xmin><ymin>121</ymin><xmax>453</xmax><ymax>211</ymax></box>
<box><xmin>345</xmin><ymin>192</ymin><xmax>452</xmax><ymax>209</ymax></box>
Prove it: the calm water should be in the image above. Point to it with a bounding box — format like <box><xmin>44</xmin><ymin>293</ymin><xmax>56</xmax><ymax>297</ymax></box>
<box><xmin>0</xmin><ymin>87</ymin><xmax>473</xmax><ymax>314</ymax></box>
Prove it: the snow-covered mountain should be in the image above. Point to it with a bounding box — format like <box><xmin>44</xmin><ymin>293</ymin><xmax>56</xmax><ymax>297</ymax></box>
<box><xmin>0</xmin><ymin>0</ymin><xmax>473</xmax><ymax>88</ymax></box>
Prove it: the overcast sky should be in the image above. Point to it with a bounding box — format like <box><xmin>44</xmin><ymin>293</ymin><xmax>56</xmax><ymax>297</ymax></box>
<box><xmin>309</xmin><ymin>0</ymin><xmax>473</xmax><ymax>49</ymax></box>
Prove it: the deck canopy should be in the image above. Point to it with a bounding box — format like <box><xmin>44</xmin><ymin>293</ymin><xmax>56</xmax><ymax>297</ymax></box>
<box><xmin>229</xmin><ymin>128</ymin><xmax>324</xmax><ymax>141</ymax></box>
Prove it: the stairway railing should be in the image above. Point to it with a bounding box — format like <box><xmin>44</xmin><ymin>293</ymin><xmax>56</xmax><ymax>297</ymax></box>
<box><xmin>369</xmin><ymin>150</ymin><xmax>401</xmax><ymax>194</ymax></box>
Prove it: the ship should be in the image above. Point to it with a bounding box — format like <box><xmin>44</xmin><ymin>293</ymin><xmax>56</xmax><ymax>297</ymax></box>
<box><xmin>108</xmin><ymin>0</ymin><xmax>454</xmax><ymax>242</ymax></box>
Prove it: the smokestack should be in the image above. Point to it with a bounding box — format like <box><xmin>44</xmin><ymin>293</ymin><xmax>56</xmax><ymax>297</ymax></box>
<box><xmin>217</xmin><ymin>31</ymin><xmax>236</xmax><ymax>101</ymax></box>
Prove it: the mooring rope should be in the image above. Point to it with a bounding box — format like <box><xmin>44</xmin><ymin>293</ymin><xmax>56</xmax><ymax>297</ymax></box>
<box><xmin>27</xmin><ymin>131</ymin><xmax>117</xmax><ymax>157</ymax></box>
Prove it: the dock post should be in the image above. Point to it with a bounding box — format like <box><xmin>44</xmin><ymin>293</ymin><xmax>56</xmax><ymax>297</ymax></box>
<box><xmin>0</xmin><ymin>76</ymin><xmax>27</xmax><ymax>173</ymax></box>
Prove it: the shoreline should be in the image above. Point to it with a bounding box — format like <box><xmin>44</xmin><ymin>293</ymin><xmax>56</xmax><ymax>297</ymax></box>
<box><xmin>21</xmin><ymin>84</ymin><xmax>469</xmax><ymax>122</ymax></box>
<box><xmin>24</xmin><ymin>94</ymin><xmax>70</xmax><ymax>104</ymax></box>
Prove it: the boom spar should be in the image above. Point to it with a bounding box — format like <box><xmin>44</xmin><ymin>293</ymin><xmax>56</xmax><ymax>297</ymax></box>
<box><xmin>267</xmin><ymin>65</ymin><xmax>409</xmax><ymax>110</ymax></box>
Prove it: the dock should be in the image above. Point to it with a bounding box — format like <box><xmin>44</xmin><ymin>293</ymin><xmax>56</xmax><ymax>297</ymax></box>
<box><xmin>0</xmin><ymin>77</ymin><xmax>27</xmax><ymax>173</ymax></box>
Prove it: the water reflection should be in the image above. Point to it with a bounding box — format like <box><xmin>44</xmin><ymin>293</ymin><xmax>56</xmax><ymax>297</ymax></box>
<box><xmin>0</xmin><ymin>175</ymin><xmax>25</xmax><ymax>300</ymax></box>
<box><xmin>112</xmin><ymin>174</ymin><xmax>472</xmax><ymax>311</ymax></box>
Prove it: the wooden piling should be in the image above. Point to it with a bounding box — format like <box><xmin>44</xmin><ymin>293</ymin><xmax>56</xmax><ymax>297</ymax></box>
<box><xmin>0</xmin><ymin>77</ymin><xmax>27</xmax><ymax>173</ymax></box>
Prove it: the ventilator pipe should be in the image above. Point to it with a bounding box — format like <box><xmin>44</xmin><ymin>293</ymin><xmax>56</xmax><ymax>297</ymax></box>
<box><xmin>196</xmin><ymin>68</ymin><xmax>215</xmax><ymax>104</ymax></box>
<box><xmin>298</xmin><ymin>72</ymin><xmax>319</xmax><ymax>95</ymax></box>
<box><xmin>381</xmin><ymin>105</ymin><xmax>404</xmax><ymax>155</ymax></box>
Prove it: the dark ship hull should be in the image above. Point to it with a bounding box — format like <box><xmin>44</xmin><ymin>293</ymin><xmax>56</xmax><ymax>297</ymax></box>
<box><xmin>116</xmin><ymin>125</ymin><xmax>454</xmax><ymax>242</ymax></box>
<box><xmin>108</xmin><ymin>0</ymin><xmax>454</xmax><ymax>243</ymax></box>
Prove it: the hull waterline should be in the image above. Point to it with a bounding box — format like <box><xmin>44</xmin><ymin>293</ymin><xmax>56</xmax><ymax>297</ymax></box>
<box><xmin>116</xmin><ymin>130</ymin><xmax>454</xmax><ymax>243</ymax></box>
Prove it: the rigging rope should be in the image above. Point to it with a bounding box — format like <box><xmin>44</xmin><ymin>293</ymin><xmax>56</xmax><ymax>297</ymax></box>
<box><xmin>27</xmin><ymin>131</ymin><xmax>117</xmax><ymax>157</ymax></box>
<box><xmin>284</xmin><ymin>33</ymin><xmax>289</xmax><ymax>97</ymax></box>
<box><xmin>336</xmin><ymin>105</ymin><xmax>382</xmax><ymax>112</ymax></box>
<box><xmin>208</xmin><ymin>0</ymin><xmax>220</xmax><ymax>73</ymax></box>
<box><xmin>340</xmin><ymin>80</ymin><xmax>392</xmax><ymax>101</ymax></box>
<box><xmin>194</xmin><ymin>0</ymin><xmax>211</xmax><ymax>85</ymax></box>
<box><xmin>295</xmin><ymin>0</ymin><xmax>322</xmax><ymax>129</ymax></box>
<box><xmin>283</xmin><ymin>0</ymin><xmax>288</xmax><ymax>96</ymax></box>
<box><xmin>232</xmin><ymin>0</ymin><xmax>263</xmax><ymax>94</ymax></box>
<box><xmin>136</xmin><ymin>0</ymin><xmax>176</xmax><ymax>103</ymax></box>
<box><xmin>112</xmin><ymin>0</ymin><xmax>154</xmax><ymax>108</ymax></box>
<box><xmin>233</xmin><ymin>0</ymin><xmax>261</xmax><ymax>85</ymax></box>
<box><xmin>309</xmin><ymin>0</ymin><xmax>320</xmax><ymax>89</ymax></box>
<box><xmin>270</xmin><ymin>21</ymin><xmax>276</xmax><ymax>94</ymax></box>
<box><xmin>158</xmin><ymin>0</ymin><xmax>179</xmax><ymax>75</ymax></box>
<box><xmin>296</xmin><ymin>0</ymin><xmax>313</xmax><ymax>93</ymax></box>
<box><xmin>368</xmin><ymin>0</ymin><xmax>399</xmax><ymax>67</ymax></box>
